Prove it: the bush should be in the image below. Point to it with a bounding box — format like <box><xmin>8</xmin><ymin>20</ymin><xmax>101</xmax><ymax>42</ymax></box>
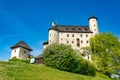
<box><xmin>9</xmin><ymin>57</ymin><xmax>30</xmax><ymax>63</ymax></box>
<box><xmin>43</xmin><ymin>44</ymin><xmax>96</xmax><ymax>76</ymax></box>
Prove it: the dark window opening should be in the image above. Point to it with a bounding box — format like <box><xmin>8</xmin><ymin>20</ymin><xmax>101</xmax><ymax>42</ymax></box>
<box><xmin>86</xmin><ymin>34</ymin><xmax>88</xmax><ymax>37</ymax></box>
<box><xmin>72</xmin><ymin>41</ymin><xmax>74</xmax><ymax>43</ymax></box>
<box><xmin>72</xmin><ymin>34</ymin><xmax>74</xmax><ymax>37</ymax></box>
<box><xmin>78</xmin><ymin>28</ymin><xmax>81</xmax><ymax>30</ymax></box>
<box><xmin>72</xmin><ymin>28</ymin><xmax>75</xmax><ymax>30</ymax></box>
<box><xmin>67</xmin><ymin>41</ymin><xmax>69</xmax><ymax>43</ymax></box>
<box><xmin>81</xmin><ymin>40</ymin><xmax>83</xmax><ymax>43</ymax></box>
<box><xmin>76</xmin><ymin>39</ymin><xmax>80</xmax><ymax>47</ymax></box>
<box><xmin>66</xmin><ymin>28</ymin><xmax>68</xmax><ymax>30</ymax></box>
<box><xmin>86</xmin><ymin>40</ymin><xmax>88</xmax><ymax>43</ymax></box>
<box><xmin>85</xmin><ymin>28</ymin><xmax>87</xmax><ymax>31</ymax></box>
<box><xmin>67</xmin><ymin>34</ymin><xmax>69</xmax><ymax>37</ymax></box>
<box><xmin>24</xmin><ymin>51</ymin><xmax>26</xmax><ymax>54</ymax></box>
<box><xmin>80</xmin><ymin>34</ymin><xmax>82</xmax><ymax>37</ymax></box>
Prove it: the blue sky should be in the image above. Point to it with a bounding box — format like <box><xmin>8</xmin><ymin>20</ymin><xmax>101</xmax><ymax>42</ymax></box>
<box><xmin>0</xmin><ymin>0</ymin><xmax>120</xmax><ymax>61</ymax></box>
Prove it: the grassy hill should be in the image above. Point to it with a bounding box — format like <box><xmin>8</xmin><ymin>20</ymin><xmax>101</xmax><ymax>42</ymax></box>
<box><xmin>0</xmin><ymin>61</ymin><xmax>112</xmax><ymax>80</ymax></box>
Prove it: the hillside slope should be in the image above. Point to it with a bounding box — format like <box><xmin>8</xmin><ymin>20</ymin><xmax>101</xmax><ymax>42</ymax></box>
<box><xmin>0</xmin><ymin>61</ymin><xmax>111</xmax><ymax>80</ymax></box>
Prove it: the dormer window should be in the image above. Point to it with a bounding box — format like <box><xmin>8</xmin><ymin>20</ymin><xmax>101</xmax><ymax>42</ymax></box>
<box><xmin>66</xmin><ymin>28</ymin><xmax>68</xmax><ymax>30</ymax></box>
<box><xmin>72</xmin><ymin>28</ymin><xmax>75</xmax><ymax>30</ymax></box>
<box><xmin>78</xmin><ymin>28</ymin><xmax>81</xmax><ymax>30</ymax></box>
<box><xmin>85</xmin><ymin>28</ymin><xmax>87</xmax><ymax>31</ymax></box>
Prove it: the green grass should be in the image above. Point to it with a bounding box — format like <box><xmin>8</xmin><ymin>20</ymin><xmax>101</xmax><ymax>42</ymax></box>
<box><xmin>0</xmin><ymin>61</ymin><xmax>112</xmax><ymax>80</ymax></box>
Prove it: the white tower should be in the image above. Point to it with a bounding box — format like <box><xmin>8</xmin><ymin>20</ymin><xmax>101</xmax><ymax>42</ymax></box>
<box><xmin>88</xmin><ymin>16</ymin><xmax>99</xmax><ymax>36</ymax></box>
<box><xmin>48</xmin><ymin>22</ymin><xmax>59</xmax><ymax>44</ymax></box>
<box><xmin>10</xmin><ymin>40</ymin><xmax>32</xmax><ymax>59</ymax></box>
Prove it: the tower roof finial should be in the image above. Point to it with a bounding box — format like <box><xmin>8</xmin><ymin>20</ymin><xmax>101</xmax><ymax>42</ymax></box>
<box><xmin>52</xmin><ymin>21</ymin><xmax>56</xmax><ymax>27</ymax></box>
<box><xmin>88</xmin><ymin>15</ymin><xmax>98</xmax><ymax>21</ymax></box>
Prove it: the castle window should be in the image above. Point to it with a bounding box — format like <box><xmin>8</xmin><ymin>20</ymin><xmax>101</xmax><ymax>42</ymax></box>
<box><xmin>86</xmin><ymin>40</ymin><xmax>88</xmax><ymax>43</ymax></box>
<box><xmin>72</xmin><ymin>28</ymin><xmax>75</xmax><ymax>30</ymax></box>
<box><xmin>81</xmin><ymin>40</ymin><xmax>83</xmax><ymax>43</ymax></box>
<box><xmin>94</xmin><ymin>29</ymin><xmax>96</xmax><ymax>31</ymax></box>
<box><xmin>67</xmin><ymin>34</ymin><xmax>69</xmax><ymax>37</ymax></box>
<box><xmin>80</xmin><ymin>34</ymin><xmax>82</xmax><ymax>37</ymax></box>
<box><xmin>76</xmin><ymin>39</ymin><xmax>80</xmax><ymax>47</ymax></box>
<box><xmin>85</xmin><ymin>28</ymin><xmax>87</xmax><ymax>31</ymax></box>
<box><xmin>72</xmin><ymin>34</ymin><xmax>74</xmax><ymax>37</ymax></box>
<box><xmin>78</xmin><ymin>28</ymin><xmax>81</xmax><ymax>30</ymax></box>
<box><xmin>14</xmin><ymin>50</ymin><xmax>16</xmax><ymax>53</ymax></box>
<box><xmin>72</xmin><ymin>41</ymin><xmax>74</xmax><ymax>44</ymax></box>
<box><xmin>86</xmin><ymin>34</ymin><xmax>88</xmax><ymax>37</ymax></box>
<box><xmin>94</xmin><ymin>24</ymin><xmax>95</xmax><ymax>26</ymax></box>
<box><xmin>66</xmin><ymin>28</ymin><xmax>68</xmax><ymax>30</ymax></box>
<box><xmin>24</xmin><ymin>51</ymin><xmax>26</xmax><ymax>54</ymax></box>
<box><xmin>61</xmin><ymin>38</ymin><xmax>63</xmax><ymax>40</ymax></box>
<box><xmin>67</xmin><ymin>41</ymin><xmax>69</xmax><ymax>43</ymax></box>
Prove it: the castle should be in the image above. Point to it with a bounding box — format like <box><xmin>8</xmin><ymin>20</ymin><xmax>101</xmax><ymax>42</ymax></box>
<box><xmin>10</xmin><ymin>16</ymin><xmax>99</xmax><ymax>61</ymax></box>
<box><xmin>43</xmin><ymin>16</ymin><xmax>99</xmax><ymax>60</ymax></box>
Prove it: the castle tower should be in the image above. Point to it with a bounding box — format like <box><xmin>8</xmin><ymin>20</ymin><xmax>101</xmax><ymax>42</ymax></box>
<box><xmin>88</xmin><ymin>16</ymin><xmax>99</xmax><ymax>36</ymax></box>
<box><xmin>48</xmin><ymin>22</ymin><xmax>59</xmax><ymax>44</ymax></box>
<box><xmin>10</xmin><ymin>40</ymin><xmax>33</xmax><ymax>59</ymax></box>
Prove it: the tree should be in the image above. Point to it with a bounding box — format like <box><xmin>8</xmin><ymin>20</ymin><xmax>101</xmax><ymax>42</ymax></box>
<box><xmin>43</xmin><ymin>43</ymin><xmax>96</xmax><ymax>76</ymax></box>
<box><xmin>89</xmin><ymin>33</ymin><xmax>120</xmax><ymax>75</ymax></box>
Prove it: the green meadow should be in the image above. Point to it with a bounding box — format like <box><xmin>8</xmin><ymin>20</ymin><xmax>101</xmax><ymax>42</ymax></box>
<box><xmin>0</xmin><ymin>61</ymin><xmax>112</xmax><ymax>80</ymax></box>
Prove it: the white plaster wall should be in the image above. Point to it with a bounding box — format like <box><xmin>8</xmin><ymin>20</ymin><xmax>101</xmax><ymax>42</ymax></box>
<box><xmin>11</xmin><ymin>47</ymin><xmax>20</xmax><ymax>59</ymax></box>
<box><xmin>11</xmin><ymin>47</ymin><xmax>29</xmax><ymax>59</ymax></box>
<box><xmin>89</xmin><ymin>18</ymin><xmax>99</xmax><ymax>36</ymax></box>
<box><xmin>49</xmin><ymin>30</ymin><xmax>59</xmax><ymax>44</ymax></box>
<box><xmin>59</xmin><ymin>32</ymin><xmax>93</xmax><ymax>52</ymax></box>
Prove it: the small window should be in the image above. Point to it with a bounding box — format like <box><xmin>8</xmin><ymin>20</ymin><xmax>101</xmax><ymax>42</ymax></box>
<box><xmin>94</xmin><ymin>24</ymin><xmax>95</xmax><ymax>26</ymax></box>
<box><xmin>80</xmin><ymin>34</ymin><xmax>82</xmax><ymax>37</ymax></box>
<box><xmin>94</xmin><ymin>29</ymin><xmax>96</xmax><ymax>31</ymax></box>
<box><xmin>14</xmin><ymin>50</ymin><xmax>16</xmax><ymax>53</ymax></box>
<box><xmin>24</xmin><ymin>51</ymin><xmax>26</xmax><ymax>54</ymax></box>
<box><xmin>67</xmin><ymin>34</ymin><xmax>69</xmax><ymax>37</ymax></box>
<box><xmin>86</xmin><ymin>40</ymin><xmax>88</xmax><ymax>43</ymax></box>
<box><xmin>78</xmin><ymin>28</ymin><xmax>81</xmax><ymax>30</ymax></box>
<box><xmin>67</xmin><ymin>41</ymin><xmax>69</xmax><ymax>43</ymax></box>
<box><xmin>76</xmin><ymin>39</ymin><xmax>80</xmax><ymax>47</ymax></box>
<box><xmin>66</xmin><ymin>28</ymin><xmax>68</xmax><ymax>30</ymax></box>
<box><xmin>81</xmin><ymin>40</ymin><xmax>83</xmax><ymax>43</ymax></box>
<box><xmin>72</xmin><ymin>28</ymin><xmax>75</xmax><ymax>30</ymax></box>
<box><xmin>85</xmin><ymin>28</ymin><xmax>87</xmax><ymax>31</ymax></box>
<box><xmin>86</xmin><ymin>34</ymin><xmax>88</xmax><ymax>37</ymax></box>
<box><xmin>72</xmin><ymin>41</ymin><xmax>74</xmax><ymax>43</ymax></box>
<box><xmin>50</xmin><ymin>33</ymin><xmax>51</xmax><ymax>36</ymax></box>
<box><xmin>72</xmin><ymin>34</ymin><xmax>74</xmax><ymax>37</ymax></box>
<box><xmin>61</xmin><ymin>38</ymin><xmax>63</xmax><ymax>40</ymax></box>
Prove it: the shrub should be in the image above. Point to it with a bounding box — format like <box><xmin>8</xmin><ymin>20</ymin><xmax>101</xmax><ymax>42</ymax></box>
<box><xmin>43</xmin><ymin>44</ymin><xmax>96</xmax><ymax>76</ymax></box>
<box><xmin>9</xmin><ymin>57</ymin><xmax>30</xmax><ymax>63</ymax></box>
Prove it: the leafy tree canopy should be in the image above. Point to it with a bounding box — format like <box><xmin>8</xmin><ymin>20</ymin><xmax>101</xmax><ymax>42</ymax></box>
<box><xmin>89</xmin><ymin>33</ymin><xmax>120</xmax><ymax>75</ymax></box>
